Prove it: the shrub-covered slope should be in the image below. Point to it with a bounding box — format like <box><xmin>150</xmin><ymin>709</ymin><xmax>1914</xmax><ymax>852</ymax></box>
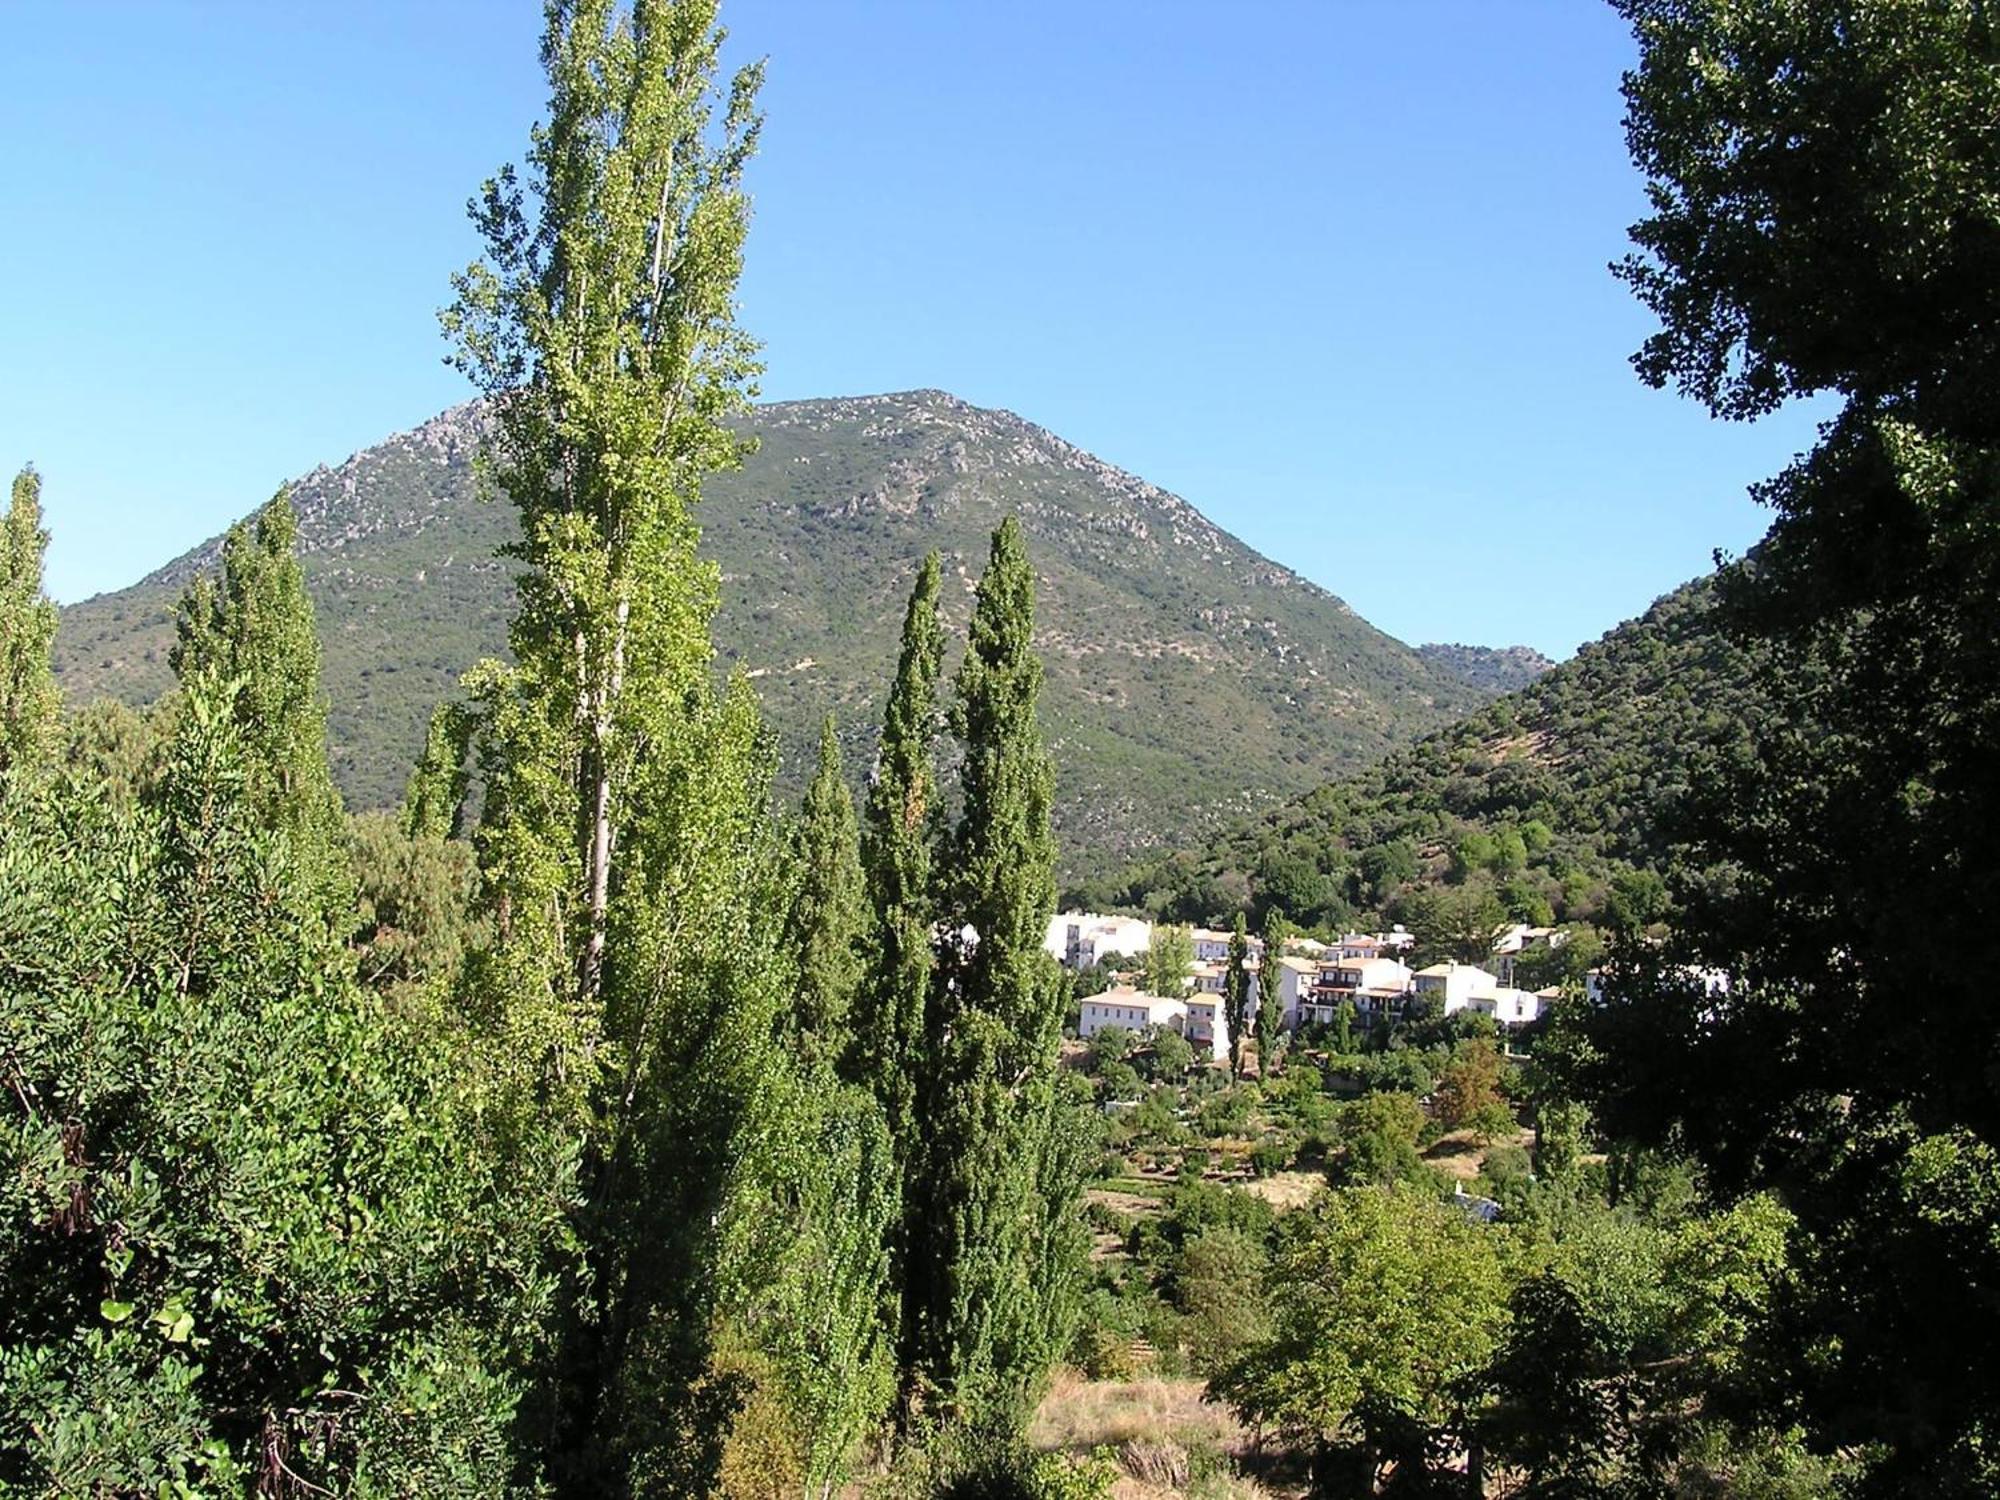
<box><xmin>1093</xmin><ymin>573</ymin><xmax>1772</xmax><ymax>926</ymax></box>
<box><xmin>54</xmin><ymin>391</ymin><xmax>1490</xmax><ymax>871</ymax></box>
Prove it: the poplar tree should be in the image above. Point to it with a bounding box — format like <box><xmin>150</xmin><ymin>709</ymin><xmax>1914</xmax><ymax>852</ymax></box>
<box><xmin>1224</xmin><ymin>914</ymin><xmax>1251</xmax><ymax>1080</ymax></box>
<box><xmin>170</xmin><ymin>491</ymin><xmax>352</xmax><ymax>940</ymax></box>
<box><xmin>401</xmin><ymin>700</ymin><xmax>475</xmax><ymax>842</ymax></box>
<box><xmin>0</xmin><ymin>467</ymin><xmax>60</xmax><ymax>782</ymax></box>
<box><xmin>1256</xmin><ymin>911</ymin><xmax>1284</xmax><ymax>1075</ymax></box>
<box><xmin>782</xmin><ymin>716</ymin><xmax>865</xmax><ymax>1067</ymax></box>
<box><xmin>444</xmin><ymin>2</ymin><xmax>785</xmax><ymax>1490</ymax></box>
<box><xmin>907</xmin><ymin>519</ymin><xmax>1085</xmax><ymax>1435</ymax></box>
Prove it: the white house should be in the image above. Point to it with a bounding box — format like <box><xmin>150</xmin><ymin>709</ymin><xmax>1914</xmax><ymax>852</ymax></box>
<box><xmin>1044</xmin><ymin>912</ymin><xmax>1153</xmax><ymax>970</ymax></box>
<box><xmin>1266</xmin><ymin>955</ymin><xmax>1318</xmax><ymax>1029</ymax></box>
<box><xmin>1190</xmin><ymin>959</ymin><xmax>1230</xmax><ymax>996</ymax></box>
<box><xmin>1183</xmin><ymin>995</ymin><xmax>1230</xmax><ymax>1063</ymax></box>
<box><xmin>1078</xmin><ymin>985</ymin><xmax>1187</xmax><ymax>1040</ymax></box>
<box><xmin>1414</xmin><ymin>962</ymin><xmax>1501</xmax><ymax>1014</ymax></box>
<box><xmin>1468</xmin><ymin>986</ymin><xmax>1545</xmax><ymax>1027</ymax></box>
<box><xmin>1301</xmin><ymin>957</ymin><xmax>1414</xmax><ymax>1028</ymax></box>
<box><xmin>1490</xmin><ymin>924</ymin><xmax>1566</xmax><ymax>987</ymax></box>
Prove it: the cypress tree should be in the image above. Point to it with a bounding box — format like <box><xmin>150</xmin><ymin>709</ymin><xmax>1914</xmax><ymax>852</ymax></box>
<box><xmin>1225</xmin><ymin>913</ymin><xmax>1251</xmax><ymax>1080</ymax></box>
<box><xmin>782</xmin><ymin>716</ymin><xmax>865</xmax><ymax>1067</ymax></box>
<box><xmin>908</xmin><ymin>518</ymin><xmax>1084</xmax><ymax>1434</ymax></box>
<box><xmin>1257</xmin><ymin>910</ymin><xmax>1284</xmax><ymax>1076</ymax></box>
<box><xmin>851</xmin><ymin>553</ymin><xmax>945</xmax><ymax>1155</ymax></box>
<box><xmin>169</xmin><ymin>491</ymin><xmax>352</xmax><ymax>940</ymax></box>
<box><xmin>850</xmin><ymin>555</ymin><xmax>946</xmax><ymax>1415</ymax></box>
<box><xmin>0</xmin><ymin>466</ymin><xmax>60</xmax><ymax>783</ymax></box>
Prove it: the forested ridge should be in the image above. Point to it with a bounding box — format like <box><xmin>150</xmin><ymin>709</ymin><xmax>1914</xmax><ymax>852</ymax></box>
<box><xmin>1091</xmin><ymin>568</ymin><xmax>1773</xmax><ymax>939</ymax></box>
<box><xmin>7</xmin><ymin>1</ymin><xmax>2000</xmax><ymax>1497</ymax></box>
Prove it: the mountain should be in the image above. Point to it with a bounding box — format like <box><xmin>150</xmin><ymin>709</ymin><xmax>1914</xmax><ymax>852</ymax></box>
<box><xmin>1090</xmin><ymin>571</ymin><xmax>1775</xmax><ymax>926</ymax></box>
<box><xmin>1417</xmin><ymin>642</ymin><xmax>1557</xmax><ymax>695</ymax></box>
<box><xmin>53</xmin><ymin>390</ymin><xmax>1496</xmax><ymax>872</ymax></box>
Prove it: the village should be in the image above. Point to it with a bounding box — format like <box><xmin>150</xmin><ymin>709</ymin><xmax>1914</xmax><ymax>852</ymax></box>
<box><xmin>1049</xmin><ymin>912</ymin><xmax>1563</xmax><ymax>1063</ymax></box>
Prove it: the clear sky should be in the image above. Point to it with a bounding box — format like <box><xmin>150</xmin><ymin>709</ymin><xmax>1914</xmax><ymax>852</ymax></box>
<box><xmin>1</xmin><ymin>1</ymin><xmax>1822</xmax><ymax>658</ymax></box>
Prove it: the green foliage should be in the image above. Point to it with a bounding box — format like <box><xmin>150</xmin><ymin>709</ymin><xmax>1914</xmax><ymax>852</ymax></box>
<box><xmin>0</xmin><ymin>670</ymin><xmax>536</xmax><ymax>1495</ymax></box>
<box><xmin>1173</xmin><ymin>1227</ymin><xmax>1271</xmax><ymax>1377</ymax></box>
<box><xmin>0</xmin><ymin>467</ymin><xmax>59</xmax><ymax>783</ymax></box>
<box><xmin>1113</xmin><ymin>572</ymin><xmax>1777</xmax><ymax>933</ymax></box>
<box><xmin>853</xmin><ymin>554</ymin><xmax>945</xmax><ymax>1167</ymax></box>
<box><xmin>170</xmin><ymin>491</ymin><xmax>353</xmax><ymax>940</ymax></box>
<box><xmin>1214</xmin><ymin>1187</ymin><xmax>1508</xmax><ymax>1478</ymax></box>
<box><xmin>1329</xmin><ymin>1093</ymin><xmax>1429</xmax><ymax>1189</ymax></box>
<box><xmin>1142</xmin><ymin>923</ymin><xmax>1192</xmax><ymax>999</ymax></box>
<box><xmin>740</xmin><ymin>1079</ymin><xmax>898</xmax><ymax>1500</ymax></box>
<box><xmin>348</xmin><ymin>809</ymin><xmax>479</xmax><ymax>995</ymax></box>
<box><xmin>782</xmin><ymin>716</ymin><xmax>867</xmax><ymax>1069</ymax></box>
<box><xmin>1579</xmin><ymin>5</ymin><xmax>2000</xmax><ymax>1489</ymax></box>
<box><xmin>908</xmin><ymin>519</ymin><xmax>1085</xmax><ymax>1434</ymax></box>
<box><xmin>60</xmin><ymin>696</ymin><xmax>167</xmax><ymax>812</ymax></box>
<box><xmin>1222</xmin><ymin>915</ymin><xmax>1250</xmax><ymax>1080</ymax></box>
<box><xmin>1146</xmin><ymin>1027</ymin><xmax>1195</xmax><ymax>1085</ymax></box>
<box><xmin>401</xmin><ymin>700</ymin><xmax>474</xmax><ymax>842</ymax></box>
<box><xmin>440</xmin><ymin>3</ymin><xmax>800</xmax><ymax>1491</ymax></box>
<box><xmin>1432</xmin><ymin>1039</ymin><xmax>1509</xmax><ymax>1138</ymax></box>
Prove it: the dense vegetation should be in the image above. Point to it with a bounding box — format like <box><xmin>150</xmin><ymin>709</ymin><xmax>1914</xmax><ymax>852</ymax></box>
<box><xmin>5</xmin><ymin>5</ymin><xmax>1088</xmax><ymax>1494</ymax></box>
<box><xmin>51</xmin><ymin>395</ymin><xmax>1497</xmax><ymax>876</ymax></box>
<box><xmin>1092</xmin><ymin>569</ymin><xmax>1773</xmax><ymax>937</ymax></box>
<box><xmin>8</xmin><ymin>1</ymin><xmax>1999</xmax><ymax>1497</ymax></box>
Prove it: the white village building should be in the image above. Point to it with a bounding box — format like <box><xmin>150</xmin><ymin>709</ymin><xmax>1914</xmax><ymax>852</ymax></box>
<box><xmin>1044</xmin><ymin>912</ymin><xmax>1153</xmax><ymax>970</ymax></box>
<box><xmin>1077</xmin><ymin>985</ymin><xmax>1187</xmax><ymax>1039</ymax></box>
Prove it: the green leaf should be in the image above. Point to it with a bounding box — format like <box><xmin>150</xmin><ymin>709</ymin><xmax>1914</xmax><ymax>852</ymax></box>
<box><xmin>100</xmin><ymin>1299</ymin><xmax>134</xmax><ymax>1323</ymax></box>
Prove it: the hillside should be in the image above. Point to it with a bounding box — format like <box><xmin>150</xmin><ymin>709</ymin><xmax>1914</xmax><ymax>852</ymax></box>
<box><xmin>1417</xmin><ymin>642</ymin><xmax>1556</xmax><ymax>694</ymax></box>
<box><xmin>1089</xmin><ymin>570</ymin><xmax>1775</xmax><ymax>926</ymax></box>
<box><xmin>53</xmin><ymin>390</ymin><xmax>1492</xmax><ymax>872</ymax></box>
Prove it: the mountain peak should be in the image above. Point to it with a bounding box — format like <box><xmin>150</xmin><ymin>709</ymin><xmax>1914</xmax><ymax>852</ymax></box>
<box><xmin>55</xmin><ymin>394</ymin><xmax>1496</xmax><ymax>870</ymax></box>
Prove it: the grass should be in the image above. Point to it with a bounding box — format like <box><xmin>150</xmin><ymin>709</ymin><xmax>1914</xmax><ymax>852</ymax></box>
<box><xmin>1241</xmin><ymin>1170</ymin><xmax>1321</xmax><ymax>1212</ymax></box>
<box><xmin>1422</xmin><ymin>1124</ymin><xmax>1534</xmax><ymax>1182</ymax></box>
<box><xmin>1030</xmin><ymin>1371</ymin><xmax>1283</xmax><ymax>1499</ymax></box>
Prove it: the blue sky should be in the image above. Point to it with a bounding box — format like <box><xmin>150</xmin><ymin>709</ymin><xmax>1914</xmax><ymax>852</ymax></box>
<box><xmin>1</xmin><ymin>1</ymin><xmax>1822</xmax><ymax>657</ymax></box>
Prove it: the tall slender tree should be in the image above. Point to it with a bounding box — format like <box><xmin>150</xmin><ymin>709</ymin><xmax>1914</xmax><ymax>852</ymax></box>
<box><xmin>443</xmin><ymin>2</ymin><xmax>784</xmax><ymax>1491</ymax></box>
<box><xmin>401</xmin><ymin>700</ymin><xmax>476</xmax><ymax>842</ymax></box>
<box><xmin>782</xmin><ymin>716</ymin><xmax>865</xmax><ymax>1067</ymax></box>
<box><xmin>0</xmin><ymin>467</ymin><xmax>60</xmax><ymax>783</ymax></box>
<box><xmin>170</xmin><ymin>491</ymin><xmax>352</xmax><ymax>940</ymax></box>
<box><xmin>907</xmin><ymin>519</ymin><xmax>1084</xmax><ymax>1435</ymax></box>
<box><xmin>1257</xmin><ymin>910</ymin><xmax>1285</xmax><ymax>1076</ymax></box>
<box><xmin>849</xmin><ymin>555</ymin><xmax>946</xmax><ymax>1413</ymax></box>
<box><xmin>444</xmin><ymin>0</ymin><xmax>764</xmax><ymax>1014</ymax></box>
<box><xmin>1224</xmin><ymin>914</ymin><xmax>1251</xmax><ymax>1080</ymax></box>
<box><xmin>851</xmin><ymin>553</ymin><xmax>945</xmax><ymax>1156</ymax></box>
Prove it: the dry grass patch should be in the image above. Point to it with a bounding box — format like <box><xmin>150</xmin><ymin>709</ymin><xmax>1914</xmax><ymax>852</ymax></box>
<box><xmin>1088</xmin><ymin>1187</ymin><xmax>1165</xmax><ymax>1216</ymax></box>
<box><xmin>1424</xmin><ymin>1125</ymin><xmax>1533</xmax><ymax>1182</ymax></box>
<box><xmin>1031</xmin><ymin>1370</ymin><xmax>1243</xmax><ymax>1458</ymax></box>
<box><xmin>1242</xmin><ymin>1170</ymin><xmax>1321</xmax><ymax>1212</ymax></box>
